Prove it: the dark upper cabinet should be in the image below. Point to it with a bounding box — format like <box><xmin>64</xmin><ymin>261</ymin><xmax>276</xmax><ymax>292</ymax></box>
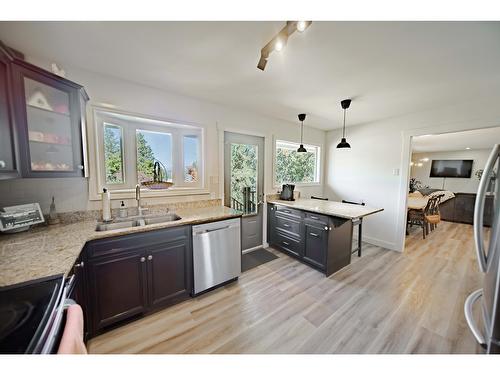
<box><xmin>10</xmin><ymin>61</ymin><xmax>88</xmax><ymax>177</ymax></box>
<box><xmin>88</xmin><ymin>248</ymin><xmax>148</xmax><ymax>332</ymax></box>
<box><xmin>0</xmin><ymin>41</ymin><xmax>89</xmax><ymax>179</ymax></box>
<box><xmin>0</xmin><ymin>45</ymin><xmax>18</xmax><ymax>179</ymax></box>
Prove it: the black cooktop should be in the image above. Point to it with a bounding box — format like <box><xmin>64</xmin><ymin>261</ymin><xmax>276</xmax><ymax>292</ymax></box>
<box><xmin>0</xmin><ymin>275</ymin><xmax>63</xmax><ymax>354</ymax></box>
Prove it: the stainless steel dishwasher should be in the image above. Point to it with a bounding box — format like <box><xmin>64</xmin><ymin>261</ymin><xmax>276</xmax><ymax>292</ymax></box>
<box><xmin>192</xmin><ymin>217</ymin><xmax>241</xmax><ymax>294</ymax></box>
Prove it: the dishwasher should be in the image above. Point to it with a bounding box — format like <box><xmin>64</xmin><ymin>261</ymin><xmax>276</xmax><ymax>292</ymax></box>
<box><xmin>192</xmin><ymin>217</ymin><xmax>241</xmax><ymax>295</ymax></box>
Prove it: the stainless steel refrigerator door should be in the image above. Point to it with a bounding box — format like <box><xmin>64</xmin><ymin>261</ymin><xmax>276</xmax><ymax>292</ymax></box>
<box><xmin>474</xmin><ymin>144</ymin><xmax>500</xmax><ymax>272</ymax></box>
<box><xmin>192</xmin><ymin>218</ymin><xmax>241</xmax><ymax>294</ymax></box>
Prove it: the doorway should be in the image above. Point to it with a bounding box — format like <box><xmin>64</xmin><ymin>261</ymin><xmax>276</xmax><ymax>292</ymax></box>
<box><xmin>224</xmin><ymin>131</ymin><xmax>264</xmax><ymax>252</ymax></box>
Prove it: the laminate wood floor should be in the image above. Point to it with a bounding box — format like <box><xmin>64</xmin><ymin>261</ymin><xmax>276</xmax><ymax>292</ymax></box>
<box><xmin>88</xmin><ymin>221</ymin><xmax>484</xmax><ymax>354</ymax></box>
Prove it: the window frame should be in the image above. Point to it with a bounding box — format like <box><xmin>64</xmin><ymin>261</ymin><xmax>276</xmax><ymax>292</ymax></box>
<box><xmin>273</xmin><ymin>138</ymin><xmax>322</xmax><ymax>187</ymax></box>
<box><xmin>92</xmin><ymin>107</ymin><xmax>208</xmax><ymax>200</ymax></box>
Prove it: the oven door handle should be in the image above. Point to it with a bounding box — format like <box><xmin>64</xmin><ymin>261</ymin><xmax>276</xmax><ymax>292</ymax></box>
<box><xmin>40</xmin><ymin>285</ymin><xmax>69</xmax><ymax>354</ymax></box>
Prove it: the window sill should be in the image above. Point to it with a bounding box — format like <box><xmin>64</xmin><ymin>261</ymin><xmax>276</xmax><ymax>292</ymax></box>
<box><xmin>89</xmin><ymin>187</ymin><xmax>211</xmax><ymax>201</ymax></box>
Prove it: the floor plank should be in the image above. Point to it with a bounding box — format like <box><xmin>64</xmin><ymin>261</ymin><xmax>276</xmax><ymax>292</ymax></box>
<box><xmin>88</xmin><ymin>221</ymin><xmax>484</xmax><ymax>354</ymax></box>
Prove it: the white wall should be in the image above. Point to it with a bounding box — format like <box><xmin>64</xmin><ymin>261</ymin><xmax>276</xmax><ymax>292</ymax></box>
<box><xmin>325</xmin><ymin>95</ymin><xmax>500</xmax><ymax>251</ymax></box>
<box><xmin>410</xmin><ymin>149</ymin><xmax>491</xmax><ymax>193</ymax></box>
<box><xmin>0</xmin><ymin>57</ymin><xmax>326</xmax><ymax>213</ymax></box>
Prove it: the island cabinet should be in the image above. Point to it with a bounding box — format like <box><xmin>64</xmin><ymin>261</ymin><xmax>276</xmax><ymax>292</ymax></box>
<box><xmin>82</xmin><ymin>225</ymin><xmax>192</xmax><ymax>337</ymax></box>
<box><xmin>267</xmin><ymin>203</ymin><xmax>353</xmax><ymax>276</ymax></box>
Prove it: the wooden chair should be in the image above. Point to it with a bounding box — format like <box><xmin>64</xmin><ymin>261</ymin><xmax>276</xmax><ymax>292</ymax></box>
<box><xmin>407</xmin><ymin>195</ymin><xmax>440</xmax><ymax>239</ymax></box>
<box><xmin>342</xmin><ymin>200</ymin><xmax>365</xmax><ymax>257</ymax></box>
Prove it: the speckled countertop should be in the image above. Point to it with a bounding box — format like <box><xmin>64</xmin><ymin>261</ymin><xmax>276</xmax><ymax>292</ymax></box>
<box><xmin>0</xmin><ymin>206</ymin><xmax>241</xmax><ymax>287</ymax></box>
<box><xmin>267</xmin><ymin>197</ymin><xmax>383</xmax><ymax>220</ymax></box>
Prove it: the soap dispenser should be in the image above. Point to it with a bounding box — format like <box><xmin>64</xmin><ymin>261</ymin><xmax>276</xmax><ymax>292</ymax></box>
<box><xmin>102</xmin><ymin>188</ymin><xmax>112</xmax><ymax>222</ymax></box>
<box><xmin>118</xmin><ymin>201</ymin><xmax>128</xmax><ymax>218</ymax></box>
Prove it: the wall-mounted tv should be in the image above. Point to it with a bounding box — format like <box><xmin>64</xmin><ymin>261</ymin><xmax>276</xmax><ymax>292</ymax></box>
<box><xmin>429</xmin><ymin>159</ymin><xmax>473</xmax><ymax>178</ymax></box>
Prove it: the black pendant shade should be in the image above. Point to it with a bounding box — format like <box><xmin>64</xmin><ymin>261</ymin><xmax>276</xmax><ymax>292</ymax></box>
<box><xmin>337</xmin><ymin>99</ymin><xmax>352</xmax><ymax>149</ymax></box>
<box><xmin>297</xmin><ymin>113</ymin><xmax>307</xmax><ymax>152</ymax></box>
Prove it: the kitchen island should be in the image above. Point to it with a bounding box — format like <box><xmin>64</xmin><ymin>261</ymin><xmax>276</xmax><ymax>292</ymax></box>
<box><xmin>267</xmin><ymin>198</ymin><xmax>383</xmax><ymax>276</ymax></box>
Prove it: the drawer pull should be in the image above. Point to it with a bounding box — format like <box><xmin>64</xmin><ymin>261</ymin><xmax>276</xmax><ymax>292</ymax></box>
<box><xmin>310</xmin><ymin>232</ymin><xmax>319</xmax><ymax>237</ymax></box>
<box><xmin>310</xmin><ymin>215</ymin><xmax>319</xmax><ymax>220</ymax></box>
<box><xmin>282</xmin><ymin>241</ymin><xmax>290</xmax><ymax>246</ymax></box>
<box><xmin>283</xmin><ymin>223</ymin><xmax>291</xmax><ymax>228</ymax></box>
<box><xmin>140</xmin><ymin>257</ymin><xmax>146</xmax><ymax>263</ymax></box>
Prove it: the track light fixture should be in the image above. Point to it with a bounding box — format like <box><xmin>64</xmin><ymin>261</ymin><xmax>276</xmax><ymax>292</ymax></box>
<box><xmin>257</xmin><ymin>21</ymin><xmax>312</xmax><ymax>71</ymax></box>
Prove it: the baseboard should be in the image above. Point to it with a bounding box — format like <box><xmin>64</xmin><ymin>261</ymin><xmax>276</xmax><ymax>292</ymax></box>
<box><xmin>242</xmin><ymin>245</ymin><xmax>264</xmax><ymax>254</ymax></box>
<box><xmin>358</xmin><ymin>235</ymin><xmax>401</xmax><ymax>252</ymax></box>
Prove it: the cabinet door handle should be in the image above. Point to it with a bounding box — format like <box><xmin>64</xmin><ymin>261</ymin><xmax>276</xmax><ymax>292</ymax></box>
<box><xmin>140</xmin><ymin>257</ymin><xmax>146</xmax><ymax>263</ymax></box>
<box><xmin>310</xmin><ymin>215</ymin><xmax>319</xmax><ymax>220</ymax></box>
<box><xmin>74</xmin><ymin>261</ymin><xmax>84</xmax><ymax>268</ymax></box>
<box><xmin>147</xmin><ymin>255</ymin><xmax>153</xmax><ymax>261</ymax></box>
<box><xmin>283</xmin><ymin>223</ymin><xmax>291</xmax><ymax>228</ymax></box>
<box><xmin>282</xmin><ymin>241</ymin><xmax>290</xmax><ymax>246</ymax></box>
<box><xmin>0</xmin><ymin>160</ymin><xmax>5</xmax><ymax>169</ymax></box>
<box><xmin>77</xmin><ymin>165</ymin><xmax>84</xmax><ymax>170</ymax></box>
<box><xmin>310</xmin><ymin>232</ymin><xmax>319</xmax><ymax>237</ymax></box>
<box><xmin>283</xmin><ymin>210</ymin><xmax>291</xmax><ymax>213</ymax></box>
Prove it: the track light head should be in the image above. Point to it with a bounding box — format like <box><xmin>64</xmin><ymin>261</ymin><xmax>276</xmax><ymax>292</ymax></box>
<box><xmin>298</xmin><ymin>113</ymin><xmax>306</xmax><ymax>122</ymax></box>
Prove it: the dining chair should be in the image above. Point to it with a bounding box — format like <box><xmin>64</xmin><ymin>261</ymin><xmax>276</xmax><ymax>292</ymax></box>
<box><xmin>408</xmin><ymin>195</ymin><xmax>440</xmax><ymax>239</ymax></box>
<box><xmin>342</xmin><ymin>199</ymin><xmax>365</xmax><ymax>257</ymax></box>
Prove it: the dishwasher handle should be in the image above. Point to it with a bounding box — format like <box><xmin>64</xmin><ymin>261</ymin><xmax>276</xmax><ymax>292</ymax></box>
<box><xmin>195</xmin><ymin>225</ymin><xmax>231</xmax><ymax>235</ymax></box>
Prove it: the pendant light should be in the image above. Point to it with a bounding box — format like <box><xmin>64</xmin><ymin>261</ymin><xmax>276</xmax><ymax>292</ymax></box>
<box><xmin>337</xmin><ymin>99</ymin><xmax>352</xmax><ymax>149</ymax></box>
<box><xmin>297</xmin><ymin>113</ymin><xmax>307</xmax><ymax>152</ymax></box>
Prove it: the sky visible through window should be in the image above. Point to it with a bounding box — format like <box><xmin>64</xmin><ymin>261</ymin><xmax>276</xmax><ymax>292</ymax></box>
<box><xmin>141</xmin><ymin>131</ymin><xmax>172</xmax><ymax>171</ymax></box>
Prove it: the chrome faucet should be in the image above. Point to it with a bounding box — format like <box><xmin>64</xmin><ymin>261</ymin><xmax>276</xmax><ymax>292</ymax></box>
<box><xmin>135</xmin><ymin>184</ymin><xmax>147</xmax><ymax>216</ymax></box>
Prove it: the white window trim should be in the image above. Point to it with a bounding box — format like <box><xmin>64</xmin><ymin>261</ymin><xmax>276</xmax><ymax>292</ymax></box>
<box><xmin>89</xmin><ymin>106</ymin><xmax>208</xmax><ymax>201</ymax></box>
<box><xmin>272</xmin><ymin>136</ymin><xmax>322</xmax><ymax>188</ymax></box>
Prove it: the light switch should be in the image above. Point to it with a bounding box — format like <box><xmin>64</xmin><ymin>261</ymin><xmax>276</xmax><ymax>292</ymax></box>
<box><xmin>393</xmin><ymin>168</ymin><xmax>400</xmax><ymax>176</ymax></box>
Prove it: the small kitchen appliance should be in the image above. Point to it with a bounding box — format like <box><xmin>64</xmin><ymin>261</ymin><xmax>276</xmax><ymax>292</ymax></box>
<box><xmin>279</xmin><ymin>184</ymin><xmax>295</xmax><ymax>201</ymax></box>
<box><xmin>0</xmin><ymin>203</ymin><xmax>45</xmax><ymax>233</ymax></box>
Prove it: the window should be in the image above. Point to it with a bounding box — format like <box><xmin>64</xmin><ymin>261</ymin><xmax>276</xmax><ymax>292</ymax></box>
<box><xmin>136</xmin><ymin>130</ymin><xmax>172</xmax><ymax>184</ymax></box>
<box><xmin>275</xmin><ymin>140</ymin><xmax>320</xmax><ymax>185</ymax></box>
<box><xmin>103</xmin><ymin>123</ymin><xmax>124</xmax><ymax>184</ymax></box>
<box><xmin>96</xmin><ymin>109</ymin><xmax>204</xmax><ymax>194</ymax></box>
<box><xmin>183</xmin><ymin>135</ymin><xmax>199</xmax><ymax>183</ymax></box>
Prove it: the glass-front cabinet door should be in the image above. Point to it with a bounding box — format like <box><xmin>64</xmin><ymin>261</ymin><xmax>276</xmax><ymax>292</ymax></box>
<box><xmin>11</xmin><ymin>62</ymin><xmax>88</xmax><ymax>177</ymax></box>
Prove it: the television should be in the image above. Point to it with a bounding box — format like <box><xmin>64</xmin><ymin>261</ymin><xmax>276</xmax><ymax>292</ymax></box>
<box><xmin>429</xmin><ymin>159</ymin><xmax>473</xmax><ymax>178</ymax></box>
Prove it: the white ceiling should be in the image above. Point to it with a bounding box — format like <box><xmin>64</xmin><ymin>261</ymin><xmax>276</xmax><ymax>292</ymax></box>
<box><xmin>412</xmin><ymin>127</ymin><xmax>500</xmax><ymax>153</ymax></box>
<box><xmin>0</xmin><ymin>21</ymin><xmax>499</xmax><ymax>130</ymax></box>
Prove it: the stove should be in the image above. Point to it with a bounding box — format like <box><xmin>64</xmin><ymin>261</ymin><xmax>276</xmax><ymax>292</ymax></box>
<box><xmin>0</xmin><ymin>275</ymin><xmax>65</xmax><ymax>354</ymax></box>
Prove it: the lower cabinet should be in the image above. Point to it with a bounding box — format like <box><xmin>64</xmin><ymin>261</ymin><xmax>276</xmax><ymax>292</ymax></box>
<box><xmin>83</xmin><ymin>225</ymin><xmax>192</xmax><ymax>337</ymax></box>
<box><xmin>303</xmin><ymin>223</ymin><xmax>328</xmax><ymax>270</ymax></box>
<box><xmin>268</xmin><ymin>203</ymin><xmax>353</xmax><ymax>276</ymax></box>
<box><xmin>88</xmin><ymin>249</ymin><xmax>149</xmax><ymax>332</ymax></box>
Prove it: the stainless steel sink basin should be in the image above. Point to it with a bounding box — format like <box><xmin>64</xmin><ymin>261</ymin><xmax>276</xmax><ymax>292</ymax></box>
<box><xmin>95</xmin><ymin>213</ymin><xmax>182</xmax><ymax>232</ymax></box>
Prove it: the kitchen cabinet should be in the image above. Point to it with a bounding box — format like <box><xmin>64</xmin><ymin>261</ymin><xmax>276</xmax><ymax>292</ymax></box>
<box><xmin>147</xmin><ymin>239</ymin><xmax>192</xmax><ymax>309</ymax></box>
<box><xmin>439</xmin><ymin>193</ymin><xmax>493</xmax><ymax>227</ymax></box>
<box><xmin>10</xmin><ymin>61</ymin><xmax>89</xmax><ymax>177</ymax></box>
<box><xmin>267</xmin><ymin>203</ymin><xmax>353</xmax><ymax>276</ymax></box>
<box><xmin>84</xmin><ymin>225</ymin><xmax>192</xmax><ymax>336</ymax></box>
<box><xmin>0</xmin><ymin>44</ymin><xmax>18</xmax><ymax>179</ymax></box>
<box><xmin>88</xmin><ymin>249</ymin><xmax>148</xmax><ymax>332</ymax></box>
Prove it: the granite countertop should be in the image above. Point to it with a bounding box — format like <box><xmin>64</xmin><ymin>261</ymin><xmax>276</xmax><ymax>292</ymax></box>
<box><xmin>0</xmin><ymin>206</ymin><xmax>241</xmax><ymax>287</ymax></box>
<box><xmin>267</xmin><ymin>197</ymin><xmax>383</xmax><ymax>220</ymax></box>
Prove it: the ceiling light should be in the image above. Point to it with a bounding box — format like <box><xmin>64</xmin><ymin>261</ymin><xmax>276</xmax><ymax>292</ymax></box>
<box><xmin>296</xmin><ymin>21</ymin><xmax>307</xmax><ymax>32</ymax></box>
<box><xmin>297</xmin><ymin>113</ymin><xmax>307</xmax><ymax>152</ymax></box>
<box><xmin>274</xmin><ymin>39</ymin><xmax>284</xmax><ymax>52</ymax></box>
<box><xmin>466</xmin><ymin>147</ymin><xmax>471</xmax><ymax>150</ymax></box>
<box><xmin>257</xmin><ymin>21</ymin><xmax>312</xmax><ymax>71</ymax></box>
<box><xmin>420</xmin><ymin>158</ymin><xmax>429</xmax><ymax>162</ymax></box>
<box><xmin>337</xmin><ymin>99</ymin><xmax>352</xmax><ymax>149</ymax></box>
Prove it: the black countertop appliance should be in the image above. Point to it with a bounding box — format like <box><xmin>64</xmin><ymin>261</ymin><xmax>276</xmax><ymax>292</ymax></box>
<box><xmin>279</xmin><ymin>184</ymin><xmax>295</xmax><ymax>201</ymax></box>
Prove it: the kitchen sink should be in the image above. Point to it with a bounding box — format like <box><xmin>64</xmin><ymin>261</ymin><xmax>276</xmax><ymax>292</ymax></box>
<box><xmin>95</xmin><ymin>213</ymin><xmax>182</xmax><ymax>232</ymax></box>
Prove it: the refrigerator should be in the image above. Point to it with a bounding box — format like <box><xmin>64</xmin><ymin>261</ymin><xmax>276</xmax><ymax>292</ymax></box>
<box><xmin>465</xmin><ymin>143</ymin><xmax>500</xmax><ymax>354</ymax></box>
